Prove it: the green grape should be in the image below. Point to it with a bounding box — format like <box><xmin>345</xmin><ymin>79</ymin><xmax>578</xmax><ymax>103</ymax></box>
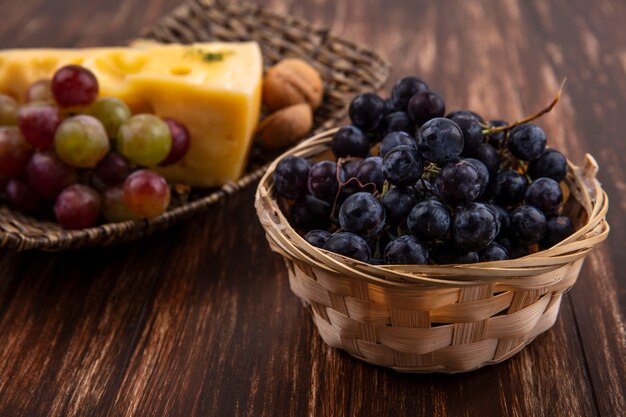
<box><xmin>0</xmin><ymin>94</ymin><xmax>18</xmax><ymax>125</ymax></box>
<box><xmin>55</xmin><ymin>115</ymin><xmax>110</xmax><ymax>168</ymax></box>
<box><xmin>88</xmin><ymin>97</ymin><xmax>131</xmax><ymax>137</ymax></box>
<box><xmin>117</xmin><ymin>114</ymin><xmax>172</xmax><ymax>166</ymax></box>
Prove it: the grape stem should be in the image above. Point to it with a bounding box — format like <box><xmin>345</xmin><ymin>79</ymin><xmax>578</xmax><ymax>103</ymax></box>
<box><xmin>481</xmin><ymin>78</ymin><xmax>566</xmax><ymax>134</ymax></box>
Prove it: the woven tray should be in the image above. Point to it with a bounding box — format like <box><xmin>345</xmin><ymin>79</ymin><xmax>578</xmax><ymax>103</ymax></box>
<box><xmin>0</xmin><ymin>0</ymin><xmax>390</xmax><ymax>251</ymax></box>
<box><xmin>255</xmin><ymin>129</ymin><xmax>610</xmax><ymax>373</ymax></box>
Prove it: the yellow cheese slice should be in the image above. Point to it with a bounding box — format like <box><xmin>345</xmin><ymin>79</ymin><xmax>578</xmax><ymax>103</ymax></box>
<box><xmin>0</xmin><ymin>42</ymin><xmax>263</xmax><ymax>187</ymax></box>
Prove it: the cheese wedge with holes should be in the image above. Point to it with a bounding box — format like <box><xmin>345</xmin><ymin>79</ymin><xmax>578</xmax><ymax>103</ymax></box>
<box><xmin>0</xmin><ymin>42</ymin><xmax>263</xmax><ymax>187</ymax></box>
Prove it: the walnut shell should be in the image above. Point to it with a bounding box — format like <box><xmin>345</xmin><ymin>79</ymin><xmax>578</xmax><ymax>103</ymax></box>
<box><xmin>262</xmin><ymin>59</ymin><xmax>324</xmax><ymax>112</ymax></box>
<box><xmin>256</xmin><ymin>103</ymin><xmax>313</xmax><ymax>151</ymax></box>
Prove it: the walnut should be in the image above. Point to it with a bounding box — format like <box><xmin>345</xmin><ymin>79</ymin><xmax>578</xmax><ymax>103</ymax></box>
<box><xmin>256</xmin><ymin>103</ymin><xmax>313</xmax><ymax>151</ymax></box>
<box><xmin>262</xmin><ymin>58</ymin><xmax>323</xmax><ymax>112</ymax></box>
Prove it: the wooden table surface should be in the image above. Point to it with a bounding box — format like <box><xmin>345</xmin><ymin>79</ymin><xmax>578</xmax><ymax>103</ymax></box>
<box><xmin>0</xmin><ymin>0</ymin><xmax>624</xmax><ymax>416</ymax></box>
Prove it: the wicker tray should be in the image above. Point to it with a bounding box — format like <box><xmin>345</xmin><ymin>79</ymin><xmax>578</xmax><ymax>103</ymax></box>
<box><xmin>255</xmin><ymin>129</ymin><xmax>610</xmax><ymax>373</ymax></box>
<box><xmin>0</xmin><ymin>0</ymin><xmax>390</xmax><ymax>251</ymax></box>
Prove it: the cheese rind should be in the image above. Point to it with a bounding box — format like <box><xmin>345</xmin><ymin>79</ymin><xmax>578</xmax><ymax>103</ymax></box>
<box><xmin>0</xmin><ymin>42</ymin><xmax>263</xmax><ymax>187</ymax></box>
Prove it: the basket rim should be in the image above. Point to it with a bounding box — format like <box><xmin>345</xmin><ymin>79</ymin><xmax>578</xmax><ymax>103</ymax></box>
<box><xmin>255</xmin><ymin>129</ymin><xmax>610</xmax><ymax>288</ymax></box>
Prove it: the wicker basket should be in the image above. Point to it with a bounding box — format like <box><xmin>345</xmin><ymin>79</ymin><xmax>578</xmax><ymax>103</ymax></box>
<box><xmin>0</xmin><ymin>0</ymin><xmax>390</xmax><ymax>251</ymax></box>
<box><xmin>255</xmin><ymin>129</ymin><xmax>610</xmax><ymax>373</ymax></box>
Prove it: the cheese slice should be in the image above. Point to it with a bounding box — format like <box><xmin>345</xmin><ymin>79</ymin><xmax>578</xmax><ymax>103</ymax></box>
<box><xmin>0</xmin><ymin>42</ymin><xmax>263</xmax><ymax>187</ymax></box>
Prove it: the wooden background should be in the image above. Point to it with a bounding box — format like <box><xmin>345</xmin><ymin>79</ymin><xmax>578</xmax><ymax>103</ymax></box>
<box><xmin>0</xmin><ymin>0</ymin><xmax>624</xmax><ymax>416</ymax></box>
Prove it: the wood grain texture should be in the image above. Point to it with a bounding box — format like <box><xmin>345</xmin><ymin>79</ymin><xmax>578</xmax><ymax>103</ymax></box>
<box><xmin>0</xmin><ymin>0</ymin><xmax>624</xmax><ymax>416</ymax></box>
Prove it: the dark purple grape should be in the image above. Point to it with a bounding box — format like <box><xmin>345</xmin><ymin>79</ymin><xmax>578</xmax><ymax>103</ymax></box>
<box><xmin>432</xmin><ymin>247</ymin><xmax>479</xmax><ymax>264</ymax></box>
<box><xmin>291</xmin><ymin>194</ymin><xmax>331</xmax><ymax>232</ymax></box>
<box><xmin>509</xmin><ymin>205</ymin><xmax>547</xmax><ymax>244</ymax></box>
<box><xmin>407</xmin><ymin>199</ymin><xmax>451</xmax><ymax>242</ymax></box>
<box><xmin>94</xmin><ymin>152</ymin><xmax>130</xmax><ymax>186</ymax></box>
<box><xmin>417</xmin><ymin>117</ymin><xmax>464</xmax><ymax>163</ymax></box>
<box><xmin>490</xmin><ymin>203</ymin><xmax>510</xmax><ymax>237</ymax></box>
<box><xmin>494</xmin><ymin>170</ymin><xmax>527</xmax><ymax>206</ymax></box>
<box><xmin>380</xmin><ymin>131</ymin><xmax>415</xmax><ymax>157</ymax></box>
<box><xmin>304</xmin><ymin>230</ymin><xmax>332</xmax><ymax>248</ymax></box>
<box><xmin>323</xmin><ymin>232</ymin><xmax>371</xmax><ymax>262</ymax></box>
<box><xmin>445</xmin><ymin>110</ymin><xmax>485</xmax><ymax>124</ymax></box>
<box><xmin>338</xmin><ymin>192</ymin><xmax>385</xmax><ymax>237</ymax></box>
<box><xmin>508</xmin><ymin>123</ymin><xmax>546</xmax><ymax>161</ymax></box>
<box><xmin>487</xmin><ymin>120</ymin><xmax>507</xmax><ymax>148</ymax></box>
<box><xmin>479</xmin><ymin>242</ymin><xmax>509</xmax><ymax>261</ymax></box>
<box><xmin>464</xmin><ymin>158</ymin><xmax>489</xmax><ymax>196</ymax></box>
<box><xmin>26</xmin><ymin>151</ymin><xmax>77</xmax><ymax>199</ymax></box>
<box><xmin>54</xmin><ymin>184</ymin><xmax>101</xmax><ymax>229</ymax></box>
<box><xmin>407</xmin><ymin>91</ymin><xmax>445</xmax><ymax>125</ymax></box>
<box><xmin>331</xmin><ymin>125</ymin><xmax>370</xmax><ymax>158</ymax></box>
<box><xmin>160</xmin><ymin>118</ymin><xmax>191</xmax><ymax>166</ymax></box>
<box><xmin>454</xmin><ymin>117</ymin><xmax>484</xmax><ymax>156</ymax></box>
<box><xmin>413</xmin><ymin>179</ymin><xmax>435</xmax><ymax>200</ymax></box>
<box><xmin>384</xmin><ymin>235</ymin><xmax>428</xmax><ymax>264</ymax></box>
<box><xmin>308</xmin><ymin>160</ymin><xmax>344</xmax><ymax>202</ymax></box>
<box><xmin>472</xmin><ymin>143</ymin><xmax>499</xmax><ymax>178</ymax></box>
<box><xmin>274</xmin><ymin>156</ymin><xmax>310</xmax><ymax>200</ymax></box>
<box><xmin>349</xmin><ymin>93</ymin><xmax>385</xmax><ymax>131</ymax></box>
<box><xmin>382</xmin><ymin>145</ymin><xmax>423</xmax><ymax>186</ymax></box>
<box><xmin>380</xmin><ymin>187</ymin><xmax>417</xmax><ymax>226</ymax></box>
<box><xmin>544</xmin><ymin>216</ymin><xmax>575</xmax><ymax>247</ymax></box>
<box><xmin>342</xmin><ymin>158</ymin><xmax>362</xmax><ymax>178</ymax></box>
<box><xmin>355</xmin><ymin>156</ymin><xmax>384</xmax><ymax>192</ymax></box>
<box><xmin>390</xmin><ymin>77</ymin><xmax>429</xmax><ymax>111</ymax></box>
<box><xmin>5</xmin><ymin>178</ymin><xmax>43</xmax><ymax>214</ymax></box>
<box><xmin>452</xmin><ymin>202</ymin><xmax>498</xmax><ymax>251</ymax></box>
<box><xmin>528</xmin><ymin>149</ymin><xmax>567</xmax><ymax>182</ymax></box>
<box><xmin>435</xmin><ymin>160</ymin><xmax>482</xmax><ymax>206</ymax></box>
<box><xmin>525</xmin><ymin>177</ymin><xmax>563</xmax><ymax>215</ymax></box>
<box><xmin>383</xmin><ymin>111</ymin><xmax>414</xmax><ymax>135</ymax></box>
<box><xmin>339</xmin><ymin>159</ymin><xmax>364</xmax><ymax>196</ymax></box>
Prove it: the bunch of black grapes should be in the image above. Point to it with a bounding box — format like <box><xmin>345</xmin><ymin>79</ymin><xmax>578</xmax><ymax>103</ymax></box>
<box><xmin>273</xmin><ymin>76</ymin><xmax>575</xmax><ymax>265</ymax></box>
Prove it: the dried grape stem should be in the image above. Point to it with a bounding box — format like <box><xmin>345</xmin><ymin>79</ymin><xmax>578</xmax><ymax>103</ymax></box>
<box><xmin>483</xmin><ymin>78</ymin><xmax>566</xmax><ymax>134</ymax></box>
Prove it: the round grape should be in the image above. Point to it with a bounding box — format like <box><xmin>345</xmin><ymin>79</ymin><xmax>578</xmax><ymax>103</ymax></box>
<box><xmin>118</xmin><ymin>114</ymin><xmax>172</xmax><ymax>166</ymax></box>
<box><xmin>160</xmin><ymin>118</ymin><xmax>191</xmax><ymax>166</ymax></box>
<box><xmin>5</xmin><ymin>178</ymin><xmax>42</xmax><ymax>214</ymax></box>
<box><xmin>390</xmin><ymin>77</ymin><xmax>429</xmax><ymax>111</ymax></box>
<box><xmin>528</xmin><ymin>149</ymin><xmax>567</xmax><ymax>182</ymax></box>
<box><xmin>384</xmin><ymin>235</ymin><xmax>428</xmax><ymax>264</ymax></box>
<box><xmin>26</xmin><ymin>151</ymin><xmax>77</xmax><ymax>199</ymax></box>
<box><xmin>25</xmin><ymin>79</ymin><xmax>53</xmax><ymax>103</ymax></box>
<box><xmin>54</xmin><ymin>184</ymin><xmax>101</xmax><ymax>229</ymax></box>
<box><xmin>55</xmin><ymin>115</ymin><xmax>110</xmax><ymax>168</ymax></box>
<box><xmin>308</xmin><ymin>160</ymin><xmax>344</xmax><ymax>202</ymax></box>
<box><xmin>417</xmin><ymin>117</ymin><xmax>464</xmax><ymax>163</ymax></box>
<box><xmin>0</xmin><ymin>94</ymin><xmax>18</xmax><ymax>125</ymax></box>
<box><xmin>380</xmin><ymin>131</ymin><xmax>416</xmax><ymax>157</ymax></box>
<box><xmin>349</xmin><ymin>93</ymin><xmax>385</xmax><ymax>131</ymax></box>
<box><xmin>101</xmin><ymin>186</ymin><xmax>140</xmax><ymax>223</ymax></box>
<box><xmin>407</xmin><ymin>91</ymin><xmax>445</xmax><ymax>125</ymax></box>
<box><xmin>338</xmin><ymin>192</ymin><xmax>386</xmax><ymax>237</ymax></box>
<box><xmin>479</xmin><ymin>242</ymin><xmax>509</xmax><ymax>262</ymax></box>
<box><xmin>452</xmin><ymin>202</ymin><xmax>498</xmax><ymax>251</ymax></box>
<box><xmin>454</xmin><ymin>116</ymin><xmax>484</xmax><ymax>156</ymax></box>
<box><xmin>490</xmin><ymin>203</ymin><xmax>510</xmax><ymax>237</ymax></box>
<box><xmin>123</xmin><ymin>169</ymin><xmax>171</xmax><ymax>218</ymax></box>
<box><xmin>94</xmin><ymin>152</ymin><xmax>130</xmax><ymax>186</ymax></box>
<box><xmin>323</xmin><ymin>232</ymin><xmax>371</xmax><ymax>262</ymax></box>
<box><xmin>435</xmin><ymin>159</ymin><xmax>482</xmax><ymax>206</ymax></box>
<box><xmin>17</xmin><ymin>102</ymin><xmax>61</xmax><ymax>149</ymax></box>
<box><xmin>0</xmin><ymin>127</ymin><xmax>33</xmax><ymax>178</ymax></box>
<box><xmin>331</xmin><ymin>125</ymin><xmax>369</xmax><ymax>158</ymax></box>
<box><xmin>413</xmin><ymin>178</ymin><xmax>435</xmax><ymax>200</ymax></box>
<box><xmin>464</xmin><ymin>158</ymin><xmax>489</xmax><ymax>196</ymax></box>
<box><xmin>407</xmin><ymin>199</ymin><xmax>451</xmax><ymax>242</ymax></box>
<box><xmin>273</xmin><ymin>156</ymin><xmax>310</xmax><ymax>200</ymax></box>
<box><xmin>544</xmin><ymin>216</ymin><xmax>575</xmax><ymax>247</ymax></box>
<box><xmin>88</xmin><ymin>97</ymin><xmax>131</xmax><ymax>138</ymax></box>
<box><xmin>508</xmin><ymin>123</ymin><xmax>546</xmax><ymax>161</ymax></box>
<box><xmin>487</xmin><ymin>120</ymin><xmax>507</xmax><ymax>148</ymax></box>
<box><xmin>304</xmin><ymin>230</ymin><xmax>332</xmax><ymax>248</ymax></box>
<box><xmin>494</xmin><ymin>170</ymin><xmax>527</xmax><ymax>206</ymax></box>
<box><xmin>51</xmin><ymin>65</ymin><xmax>99</xmax><ymax>108</ymax></box>
<box><xmin>355</xmin><ymin>156</ymin><xmax>384</xmax><ymax>192</ymax></box>
<box><xmin>380</xmin><ymin>187</ymin><xmax>417</xmax><ymax>226</ymax></box>
<box><xmin>509</xmin><ymin>205</ymin><xmax>547</xmax><ymax>244</ymax></box>
<box><xmin>525</xmin><ymin>177</ymin><xmax>563</xmax><ymax>215</ymax></box>
<box><xmin>383</xmin><ymin>111</ymin><xmax>414</xmax><ymax>135</ymax></box>
<box><xmin>382</xmin><ymin>145</ymin><xmax>423</xmax><ymax>187</ymax></box>
<box><xmin>291</xmin><ymin>195</ymin><xmax>331</xmax><ymax>232</ymax></box>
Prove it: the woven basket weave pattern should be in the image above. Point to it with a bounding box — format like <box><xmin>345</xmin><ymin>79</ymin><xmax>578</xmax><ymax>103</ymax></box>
<box><xmin>0</xmin><ymin>0</ymin><xmax>390</xmax><ymax>251</ymax></box>
<box><xmin>255</xmin><ymin>129</ymin><xmax>609</xmax><ymax>373</ymax></box>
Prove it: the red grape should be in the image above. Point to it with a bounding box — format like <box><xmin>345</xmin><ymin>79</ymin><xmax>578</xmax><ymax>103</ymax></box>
<box><xmin>17</xmin><ymin>102</ymin><xmax>61</xmax><ymax>149</ymax></box>
<box><xmin>25</xmin><ymin>151</ymin><xmax>77</xmax><ymax>199</ymax></box>
<box><xmin>54</xmin><ymin>184</ymin><xmax>101</xmax><ymax>229</ymax></box>
<box><xmin>123</xmin><ymin>169</ymin><xmax>170</xmax><ymax>218</ymax></box>
<box><xmin>0</xmin><ymin>127</ymin><xmax>33</xmax><ymax>177</ymax></box>
<box><xmin>101</xmin><ymin>186</ymin><xmax>140</xmax><ymax>223</ymax></box>
<box><xmin>51</xmin><ymin>65</ymin><xmax>99</xmax><ymax>108</ymax></box>
<box><xmin>5</xmin><ymin>178</ymin><xmax>43</xmax><ymax>214</ymax></box>
<box><xmin>160</xmin><ymin>118</ymin><xmax>191</xmax><ymax>166</ymax></box>
<box><xmin>94</xmin><ymin>152</ymin><xmax>130</xmax><ymax>185</ymax></box>
<box><xmin>25</xmin><ymin>79</ymin><xmax>53</xmax><ymax>103</ymax></box>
